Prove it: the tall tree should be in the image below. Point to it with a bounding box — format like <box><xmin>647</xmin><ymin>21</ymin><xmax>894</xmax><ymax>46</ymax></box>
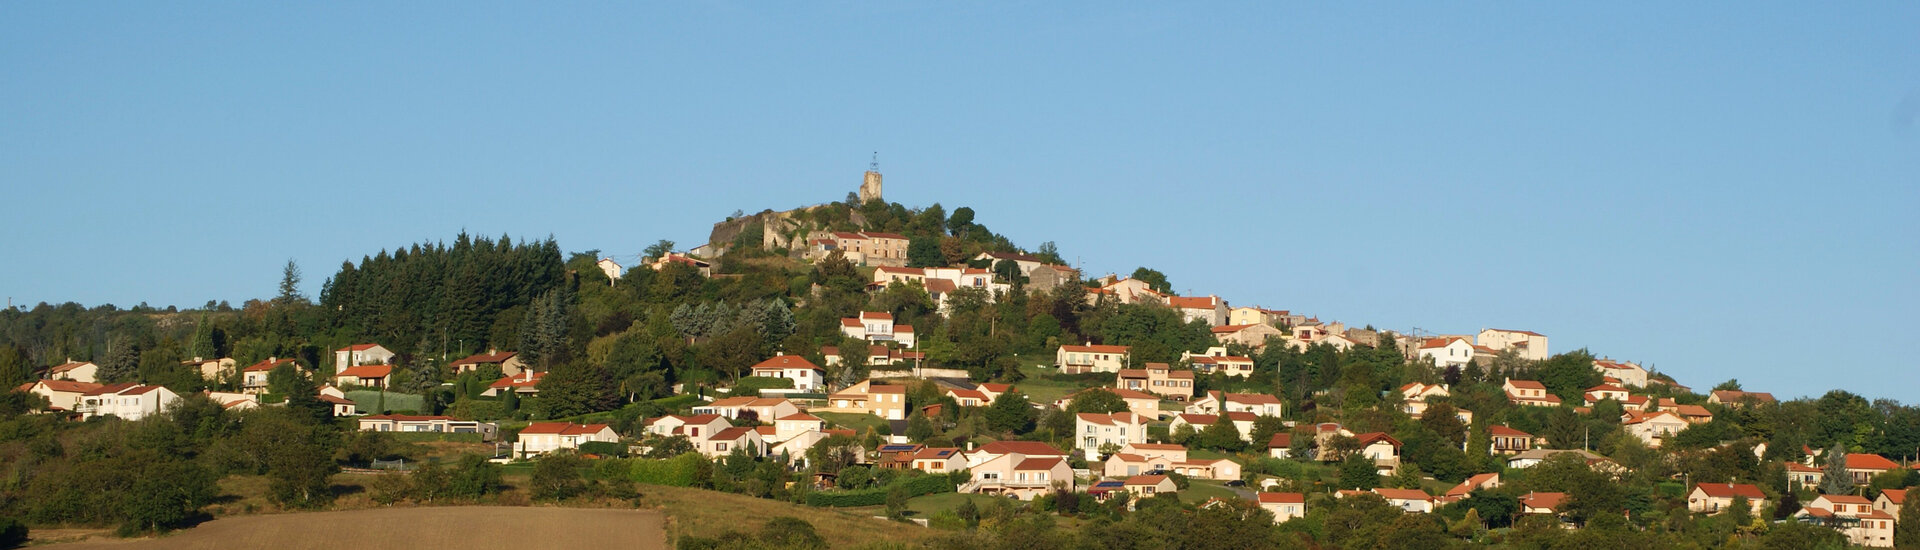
<box><xmin>1129</xmin><ymin>267</ymin><xmax>1172</xmax><ymax>294</ymax></box>
<box><xmin>985</xmin><ymin>390</ymin><xmax>1035</xmax><ymax>434</ymax></box>
<box><xmin>1819</xmin><ymin>443</ymin><xmax>1854</xmax><ymax>494</ymax></box>
<box><xmin>644</xmin><ymin>239</ymin><xmax>676</xmax><ymax>260</ymax></box>
<box><xmin>276</xmin><ymin>259</ymin><xmax>306</xmax><ymax>306</ymax></box>
<box><xmin>946</xmin><ymin>207</ymin><xmax>976</xmax><ymax>237</ymax></box>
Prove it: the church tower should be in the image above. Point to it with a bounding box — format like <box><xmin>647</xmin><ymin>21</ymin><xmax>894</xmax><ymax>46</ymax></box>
<box><xmin>858</xmin><ymin>152</ymin><xmax>883</xmax><ymax>203</ymax></box>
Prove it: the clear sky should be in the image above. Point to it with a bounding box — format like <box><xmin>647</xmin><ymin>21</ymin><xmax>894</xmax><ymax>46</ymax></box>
<box><xmin>3</xmin><ymin>3</ymin><xmax>1915</xmax><ymax>401</ymax></box>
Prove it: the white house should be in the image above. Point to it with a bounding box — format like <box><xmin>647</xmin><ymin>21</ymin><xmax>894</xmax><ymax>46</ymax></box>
<box><xmin>1687</xmin><ymin>483</ymin><xmax>1767</xmax><ymax>514</ymax></box>
<box><xmin>515</xmin><ymin>422</ymin><xmax>618</xmax><ymax>458</ymax></box>
<box><xmin>21</xmin><ymin>379</ymin><xmax>103</xmax><ymax>412</ymax></box>
<box><xmin>1477</xmin><ymin>329</ymin><xmax>1547</xmax><ymax>361</ymax></box>
<box><xmin>1258</xmin><ymin>492</ymin><xmax>1307</xmax><ymax>523</ymax></box>
<box><xmin>79</xmin><ymin>383</ymin><xmax>179</xmax><ymax>421</ymax></box>
<box><xmin>45</xmin><ymin>360</ymin><xmax>100</xmax><ymax>384</ymax></box>
<box><xmin>1798</xmin><ymin>494</ymin><xmax>1895</xmax><ymax>548</ymax></box>
<box><xmin>840</xmin><ymin>311</ymin><xmax>916</xmax><ymax>348</ymax></box>
<box><xmin>1592</xmin><ymin>359</ymin><xmax>1649</xmax><ymax>388</ymax></box>
<box><xmin>596</xmin><ymin>258</ymin><xmax>623</xmax><ymax>281</ymax></box>
<box><xmin>1056</xmin><ymin>344</ymin><xmax>1131</xmax><ymax>374</ymax></box>
<box><xmin>747</xmin><ymin>354</ymin><xmax>827</xmax><ymax>392</ymax></box>
<box><xmin>1502</xmin><ymin>379</ymin><xmax>1561</xmax><ymax>407</ymax></box>
<box><xmin>1074</xmin><ymin>412</ymin><xmax>1148</xmax><ymax>460</ymax></box>
<box><xmin>358</xmin><ymin>414</ymin><xmax>497</xmax><ymax>439</ymax></box>
<box><xmin>1399</xmin><ymin>382</ymin><xmax>1450</xmax><ymax>418</ymax></box>
<box><xmin>1417</xmin><ymin>338</ymin><xmax>1476</xmax><ymax>369</ymax></box>
<box><xmin>1185</xmin><ymin>391</ymin><xmax>1284</xmax><ymax>418</ymax></box>
<box><xmin>1622</xmin><ymin>410</ymin><xmax>1688</xmax><ymax>448</ymax></box>
<box><xmin>333</xmin><ymin>344</ymin><xmax>395</xmax><ymax>373</ymax></box>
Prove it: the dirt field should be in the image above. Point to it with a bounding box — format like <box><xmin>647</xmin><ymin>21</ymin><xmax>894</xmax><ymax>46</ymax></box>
<box><xmin>38</xmin><ymin>507</ymin><xmax>666</xmax><ymax>550</ymax></box>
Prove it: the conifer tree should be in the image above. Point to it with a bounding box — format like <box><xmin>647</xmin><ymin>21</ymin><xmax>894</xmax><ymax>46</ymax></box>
<box><xmin>1819</xmin><ymin>444</ymin><xmax>1853</xmax><ymax>495</ymax></box>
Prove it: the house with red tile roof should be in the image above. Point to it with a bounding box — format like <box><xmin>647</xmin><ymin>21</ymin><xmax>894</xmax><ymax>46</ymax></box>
<box><xmin>451</xmin><ymin>349</ymin><xmax>526</xmax><ymax>377</ymax></box>
<box><xmin>1418</xmin><ymin>337</ymin><xmax>1477</xmax><ymax>369</ymax></box>
<box><xmin>1056</xmin><ymin>343</ymin><xmax>1132</xmax><ymax>374</ymax></box>
<box><xmin>1185</xmin><ymin>391</ymin><xmax>1284</xmax><ymax>417</ymax></box>
<box><xmin>20</xmin><ymin>379</ymin><xmax>104</xmax><ymax>412</ymax></box>
<box><xmin>1489</xmin><ymin>425</ymin><xmax>1536</xmax><ymax>455</ymax></box>
<box><xmin>357</xmin><ymin>414</ymin><xmax>498</xmax><ymax>439</ymax></box>
<box><xmin>909</xmin><ymin>447</ymin><xmax>966</xmax><ymax>473</ymax></box>
<box><xmin>1502</xmin><ymin>378</ymin><xmax>1561</xmax><ymax>407</ymax></box>
<box><xmin>1398</xmin><ymin>382</ymin><xmax>1450</xmax><ymax>418</ymax></box>
<box><xmin>515</xmin><ymin>422</ymin><xmax>618</xmax><ymax>458</ymax></box>
<box><xmin>1688</xmin><ymin>483</ymin><xmax>1768</xmax><ymax>514</ymax></box>
<box><xmin>965</xmin><ymin>449</ymin><xmax>1072</xmax><ymax>500</ymax></box>
<box><xmin>1799</xmin><ymin>494</ymin><xmax>1895</xmax><ymax>547</ymax></box>
<box><xmin>1583</xmin><ymin>383</ymin><xmax>1630</xmax><ymax>405</ymax></box>
<box><xmin>1845</xmin><ymin>453</ymin><xmax>1901</xmax><ymax>485</ymax></box>
<box><xmin>240</xmin><ymin>357</ymin><xmax>302</xmax><ymax>394</ymax></box>
<box><xmin>1117</xmin><ymin>363</ymin><xmax>1195</xmax><ymax>401</ymax></box>
<box><xmin>839</xmin><ymin>311</ymin><xmax>916</xmax><ymax>348</ymax></box>
<box><xmin>1591</xmin><ymin>358</ymin><xmax>1648</xmax><ymax>388</ymax></box>
<box><xmin>332</xmin><ymin>344</ymin><xmax>394</xmax><ymax>374</ymax></box>
<box><xmin>1707</xmin><ymin>390</ymin><xmax>1777</xmax><ymax>407</ymax></box>
<box><xmin>701</xmin><ymin>426</ymin><xmax>767</xmax><ymax>459</ymax></box>
<box><xmin>44</xmin><ymin>359</ymin><xmax>101</xmax><ymax>384</ymax></box>
<box><xmin>482</xmin><ymin>370</ymin><xmax>542</xmax><ymax>396</ymax></box>
<box><xmin>964</xmin><ymin>440</ymin><xmax>1069</xmax><ymax>469</ymax></box>
<box><xmin>1257</xmin><ymin>492</ymin><xmax>1307</xmax><ymax>522</ymax></box>
<box><xmin>1166</xmin><ymin>295</ymin><xmax>1229</xmax><ymax>326</ymax></box>
<box><xmin>1074</xmin><ymin>412</ymin><xmax>1148</xmax><ymax>460</ymax></box>
<box><xmin>642</xmin><ymin>414</ymin><xmax>730</xmax><ymax>442</ymax></box>
<box><xmin>1520</xmin><ymin>492</ymin><xmax>1567</xmax><ymax>516</ymax></box>
<box><xmin>1785</xmin><ymin>462</ymin><xmax>1825</xmax><ymax>489</ymax></box>
<box><xmin>78</xmin><ymin>383</ymin><xmax>179</xmax><ymax>421</ymax></box>
<box><xmin>748</xmin><ymin>354</ymin><xmax>826</xmax><ymax>392</ymax></box>
<box><xmin>1622</xmin><ymin>410</ymin><xmax>1688</xmax><ymax>448</ymax></box>
<box><xmin>1444</xmin><ymin>473</ymin><xmax>1502</xmax><ymax>500</ymax></box>
<box><xmin>1874</xmin><ymin>489</ymin><xmax>1904</xmax><ymax>520</ymax></box>
<box><xmin>1372</xmin><ymin>488</ymin><xmax>1434</xmax><ymax>513</ymax></box>
<box><xmin>826</xmin><ymin>380</ymin><xmax>907</xmax><ymax>420</ymax></box>
<box><xmin>1184</xmin><ymin>351</ymin><xmax>1255</xmax><ymax>378</ymax></box>
<box><xmin>693</xmin><ymin>396</ymin><xmax>799</xmax><ymax>422</ymax></box>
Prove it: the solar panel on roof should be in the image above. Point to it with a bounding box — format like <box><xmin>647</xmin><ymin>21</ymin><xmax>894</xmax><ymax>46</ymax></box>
<box><xmin>878</xmin><ymin>444</ymin><xmax>918</xmax><ymax>452</ymax></box>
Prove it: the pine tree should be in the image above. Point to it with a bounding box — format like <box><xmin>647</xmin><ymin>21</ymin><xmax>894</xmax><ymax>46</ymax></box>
<box><xmin>276</xmin><ymin>259</ymin><xmax>306</xmax><ymax>306</ymax></box>
<box><xmin>1897</xmin><ymin>492</ymin><xmax>1920</xmax><ymax>547</ymax></box>
<box><xmin>1819</xmin><ymin>444</ymin><xmax>1853</xmax><ymax>495</ymax></box>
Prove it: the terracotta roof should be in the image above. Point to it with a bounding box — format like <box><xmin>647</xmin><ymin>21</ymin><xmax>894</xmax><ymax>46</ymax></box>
<box><xmin>31</xmin><ymin>379</ymin><xmax>103</xmax><ymax>394</ymax></box>
<box><xmin>1819</xmin><ymin>494</ymin><xmax>1873</xmax><ymax>505</ymax></box>
<box><xmin>751</xmin><ymin>355</ymin><xmax>821</xmax><ymax>371</ymax></box>
<box><xmin>121</xmin><ymin>385</ymin><xmax>168</xmax><ymax>396</ymax></box>
<box><xmin>1211</xmin><ymin>324</ymin><xmax>1254</xmax><ymax>334</ymax></box>
<box><xmin>336</xmin><ymin>365</ymin><xmax>393</xmax><ymax>378</ymax></box>
<box><xmin>1117</xmin><ymin>369</ymin><xmax>1147</xmax><ymax>378</ymax></box>
<box><xmin>519</xmin><ymin>422</ymin><xmax>611</xmax><ymax>436</ymax></box>
<box><xmin>868</xmin><ymin>384</ymin><xmax>906</xmax><ymax>394</ymax></box>
<box><xmin>1847</xmin><ymin>453</ymin><xmax>1900</xmax><ymax>471</ymax></box>
<box><xmin>947</xmin><ymin>388</ymin><xmax>989</xmax><ymax>401</ymax></box>
<box><xmin>1882</xmin><ymin>489</ymin><xmax>1906</xmax><ymax>504</ymax></box>
<box><xmin>335</xmin><ymin>344</ymin><xmax>383</xmax><ymax>352</ymax></box>
<box><xmin>979</xmin><ymin>383</ymin><xmax>1013</xmax><ymax>393</ymax></box>
<box><xmin>1623</xmin><ymin>411</ymin><xmax>1685</xmax><ymax>425</ymax></box>
<box><xmin>858</xmin><ymin>311</ymin><xmax>893</xmax><ymax>321</ymax></box>
<box><xmin>839</xmin><ymin>319</ymin><xmax>863</xmax><ymax>328</ymax></box>
<box><xmin>318</xmin><ymin>394</ymin><xmax>355</xmax><ymax>405</ymax></box>
<box><xmin>452</xmin><ymin>351</ymin><xmax>516</xmax><ymax>365</ymax></box>
<box><xmin>1374</xmin><ymin>488</ymin><xmax>1431</xmax><ymax>501</ymax></box>
<box><xmin>243</xmin><ymin>358</ymin><xmax>299</xmax><ymax>372</ymax></box>
<box><xmin>1075</xmin><ymin>412</ymin><xmax>1143</xmax><ymax>426</ymax></box>
<box><xmin>1694</xmin><ymin>483</ymin><xmax>1766</xmax><ymax>500</ymax></box>
<box><xmin>1447</xmin><ymin>473</ymin><xmax>1500</xmax><ymax>497</ymax></box>
<box><xmin>1489</xmin><ymin>425</ymin><xmax>1532</xmax><ymax>437</ymax></box>
<box><xmin>1225</xmin><ymin>392</ymin><xmax>1281</xmax><ymax>405</ymax></box>
<box><xmin>1522</xmin><ymin>492</ymin><xmax>1567</xmax><ymax>511</ymax></box>
<box><xmin>47</xmin><ymin>361</ymin><xmax>95</xmax><ymax>374</ymax></box>
<box><xmin>861</xmin><ymin>232</ymin><xmax>908</xmax><ymax>240</ymax></box>
<box><xmin>912</xmin><ymin>447</ymin><xmax>961</xmax><ymax>460</ymax></box>
<box><xmin>1257</xmin><ymin>492</ymin><xmax>1305</xmax><ymax>504</ymax></box>
<box><xmin>1354</xmin><ymin>432</ymin><xmax>1402</xmax><ymax>448</ymax></box>
<box><xmin>923</xmin><ymin>279</ymin><xmax>957</xmax><ymax>293</ymax></box>
<box><xmin>754</xmin><ymin>426</ymin><xmax>777</xmax><ymax>436</ymax></box>
<box><xmin>710</xmin><ymin>426</ymin><xmax>757</xmax><ymax>441</ymax></box>
<box><xmin>1504</xmin><ymin>379</ymin><xmax>1546</xmax><ymax>390</ymax></box>
<box><xmin>1129</xmin><ymin>443</ymin><xmax>1185</xmax><ymax>451</ymax></box>
<box><xmin>489</xmin><ymin>372</ymin><xmax>544</xmax><ymax>389</ymax></box>
<box><xmin>1420</xmin><ymin>337</ymin><xmax>1469</xmax><ymax>349</ymax></box>
<box><xmin>1125</xmin><ymin>474</ymin><xmax>1170</xmax><ymax>486</ymax></box>
<box><xmin>82</xmin><ymin>383</ymin><xmax>140</xmax><ymax>396</ymax></box>
<box><xmin>1014</xmin><ymin>456</ymin><xmax>1067</xmax><ymax>471</ymax></box>
<box><xmin>1268</xmin><ymin>433</ymin><xmax>1291</xmax><ymax>448</ymax></box>
<box><xmin>1711</xmin><ymin>390</ymin><xmax>1776</xmax><ymax>403</ymax></box>
<box><xmin>1785</xmin><ymin>462</ymin><xmax>1822</xmax><ymax>473</ymax></box>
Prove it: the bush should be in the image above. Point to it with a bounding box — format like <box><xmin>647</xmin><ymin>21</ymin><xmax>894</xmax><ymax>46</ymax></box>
<box><xmin>0</xmin><ymin>518</ymin><xmax>25</xmax><ymax>549</ymax></box>
<box><xmin>731</xmin><ymin>377</ymin><xmax>796</xmax><ymax>393</ymax></box>
<box><xmin>805</xmin><ymin>472</ymin><xmax>955</xmax><ymax>507</ymax></box>
<box><xmin>630</xmin><ymin>453</ymin><xmax>711</xmax><ymax>487</ymax></box>
<box><xmin>531</xmin><ymin>454</ymin><xmax>588</xmax><ymax>501</ymax></box>
<box><xmin>579</xmin><ymin>441</ymin><xmax>626</xmax><ymax>458</ymax></box>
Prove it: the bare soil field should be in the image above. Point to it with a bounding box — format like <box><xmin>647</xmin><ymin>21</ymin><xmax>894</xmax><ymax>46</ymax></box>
<box><xmin>37</xmin><ymin>507</ymin><xmax>665</xmax><ymax>550</ymax></box>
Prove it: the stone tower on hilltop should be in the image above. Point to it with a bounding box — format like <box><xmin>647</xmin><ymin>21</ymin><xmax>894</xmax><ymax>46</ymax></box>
<box><xmin>858</xmin><ymin>153</ymin><xmax>883</xmax><ymax>203</ymax></box>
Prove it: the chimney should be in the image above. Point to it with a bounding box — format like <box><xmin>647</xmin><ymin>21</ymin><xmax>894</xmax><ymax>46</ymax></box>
<box><xmin>966</xmin><ymin>441</ymin><xmax>975</xmax><ymax>451</ymax></box>
<box><xmin>270</xmin><ymin>356</ymin><xmax>277</xmax><ymax>363</ymax></box>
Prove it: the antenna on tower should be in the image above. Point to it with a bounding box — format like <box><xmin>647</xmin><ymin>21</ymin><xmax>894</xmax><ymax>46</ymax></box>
<box><xmin>870</xmin><ymin>152</ymin><xmax>879</xmax><ymax>172</ymax></box>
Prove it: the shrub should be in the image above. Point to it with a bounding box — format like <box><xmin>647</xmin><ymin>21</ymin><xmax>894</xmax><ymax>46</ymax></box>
<box><xmin>579</xmin><ymin>441</ymin><xmax>626</xmax><ymax>458</ymax></box>
<box><xmin>0</xmin><ymin>518</ymin><xmax>26</xmax><ymax>549</ymax></box>
<box><xmin>731</xmin><ymin>377</ymin><xmax>796</xmax><ymax>393</ymax></box>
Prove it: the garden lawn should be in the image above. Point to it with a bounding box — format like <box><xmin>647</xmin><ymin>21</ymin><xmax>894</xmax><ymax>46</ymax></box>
<box><xmin>345</xmin><ymin>390</ymin><xmax>423</xmax><ymax>413</ymax></box>
<box><xmin>815</xmin><ymin>412</ymin><xmax>890</xmax><ymax>434</ymax></box>
<box><xmin>904</xmin><ymin>492</ymin><xmax>1003</xmax><ymax>517</ymax></box>
<box><xmin>1179</xmin><ymin>480</ymin><xmax>1242</xmax><ymax>504</ymax></box>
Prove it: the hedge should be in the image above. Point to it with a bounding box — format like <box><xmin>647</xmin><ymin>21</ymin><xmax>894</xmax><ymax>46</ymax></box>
<box><xmin>805</xmin><ymin>473</ymin><xmax>955</xmax><ymax>507</ymax></box>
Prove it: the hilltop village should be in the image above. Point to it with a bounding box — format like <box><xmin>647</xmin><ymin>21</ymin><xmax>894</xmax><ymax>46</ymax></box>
<box><xmin>2</xmin><ymin>169</ymin><xmax>1917</xmax><ymax>549</ymax></box>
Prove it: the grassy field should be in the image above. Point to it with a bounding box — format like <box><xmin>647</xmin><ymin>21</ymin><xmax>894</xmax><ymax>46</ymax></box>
<box><xmin>815</xmin><ymin>411</ymin><xmax>890</xmax><ymax>434</ymax></box>
<box><xmin>40</xmin><ymin>507</ymin><xmax>666</xmax><ymax>549</ymax></box>
<box><xmin>1179</xmin><ymin>480</ymin><xmax>1243</xmax><ymax>504</ymax></box>
<box><xmin>1014</xmin><ymin>364</ymin><xmax>1091</xmax><ymax>405</ymax></box>
<box><xmin>637</xmin><ymin>484</ymin><xmax>930</xmax><ymax>547</ymax></box>
<box><xmin>903</xmin><ymin>491</ymin><xmax>1004</xmax><ymax>516</ymax></box>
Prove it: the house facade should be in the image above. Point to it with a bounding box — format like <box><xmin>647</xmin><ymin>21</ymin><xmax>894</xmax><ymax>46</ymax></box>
<box><xmin>1056</xmin><ymin>344</ymin><xmax>1131</xmax><ymax>374</ymax></box>
<box><xmin>1477</xmin><ymin>329</ymin><xmax>1547</xmax><ymax>360</ymax></box>
<box><xmin>79</xmin><ymin>384</ymin><xmax>179</xmax><ymax>421</ymax></box>
<box><xmin>333</xmin><ymin>344</ymin><xmax>395</xmax><ymax>373</ymax></box>
<box><xmin>747</xmin><ymin>354</ymin><xmax>827</xmax><ymax>392</ymax></box>
<box><xmin>515</xmin><ymin>422</ymin><xmax>618</xmax><ymax>458</ymax></box>
<box><xmin>1075</xmin><ymin>412</ymin><xmax>1148</xmax><ymax>460</ymax></box>
<box><xmin>451</xmin><ymin>349</ymin><xmax>527</xmax><ymax>377</ymax></box>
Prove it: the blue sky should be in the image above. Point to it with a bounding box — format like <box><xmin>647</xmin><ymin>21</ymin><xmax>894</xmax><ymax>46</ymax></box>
<box><xmin>2</xmin><ymin>3</ymin><xmax>1915</xmax><ymax>400</ymax></box>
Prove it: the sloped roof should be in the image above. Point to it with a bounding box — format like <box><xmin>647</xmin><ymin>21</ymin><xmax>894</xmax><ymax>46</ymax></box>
<box><xmin>452</xmin><ymin>351</ymin><xmax>516</xmax><ymax>365</ymax></box>
<box><xmin>1061</xmin><ymin>344</ymin><xmax>1130</xmax><ymax>354</ymax></box>
<box><xmin>1489</xmin><ymin>425</ymin><xmax>1532</xmax><ymax>437</ymax></box>
<box><xmin>751</xmin><ymin>355</ymin><xmax>821</xmax><ymax>371</ymax></box>
<box><xmin>32</xmin><ymin>379</ymin><xmax>102</xmax><ymax>394</ymax></box>
<box><xmin>48</xmin><ymin>361</ymin><xmax>96</xmax><ymax>374</ymax></box>
<box><xmin>1848</xmin><ymin>453</ymin><xmax>1900</xmax><ymax>471</ymax></box>
<box><xmin>1522</xmin><ymin>492</ymin><xmax>1567</xmax><ymax>510</ymax></box>
<box><xmin>1257</xmin><ymin>492</ymin><xmax>1305</xmax><ymax>504</ymax></box>
<box><xmin>976</xmin><ymin>440</ymin><xmax>1066</xmax><ymax>457</ymax></box>
<box><xmin>336</xmin><ymin>365</ymin><xmax>393</xmax><ymax>378</ymax></box>
<box><xmin>1374</xmin><ymin>488</ymin><xmax>1431</xmax><ymax>501</ymax></box>
<box><xmin>243</xmin><ymin>358</ymin><xmax>299</xmax><ymax>372</ymax></box>
<box><xmin>1014</xmin><ymin>456</ymin><xmax>1067</xmax><ymax>471</ymax></box>
<box><xmin>1694</xmin><ymin>483</ymin><xmax>1766</xmax><ymax>500</ymax></box>
<box><xmin>520</xmin><ymin>422</ymin><xmax>611</xmax><ymax>435</ymax></box>
<box><xmin>335</xmin><ymin>343</ymin><xmax>384</xmax><ymax>352</ymax></box>
<box><xmin>1125</xmin><ymin>474</ymin><xmax>1171</xmax><ymax>486</ymax></box>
